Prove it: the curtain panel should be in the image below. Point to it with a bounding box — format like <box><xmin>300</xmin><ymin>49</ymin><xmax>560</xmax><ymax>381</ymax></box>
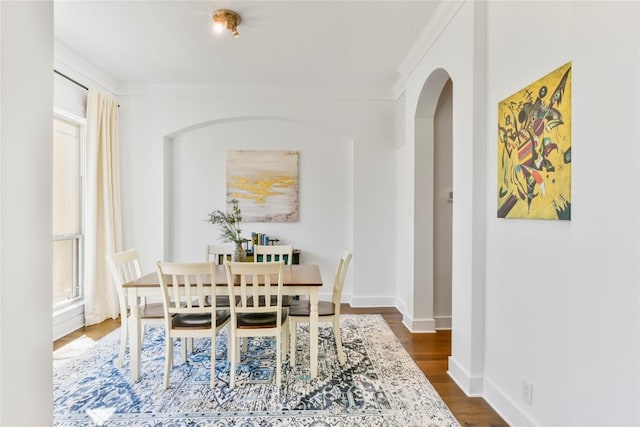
<box><xmin>84</xmin><ymin>90</ymin><xmax>122</xmax><ymax>325</ymax></box>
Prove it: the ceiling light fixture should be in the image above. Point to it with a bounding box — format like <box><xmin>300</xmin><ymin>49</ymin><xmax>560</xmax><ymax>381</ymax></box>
<box><xmin>212</xmin><ymin>9</ymin><xmax>241</xmax><ymax>38</ymax></box>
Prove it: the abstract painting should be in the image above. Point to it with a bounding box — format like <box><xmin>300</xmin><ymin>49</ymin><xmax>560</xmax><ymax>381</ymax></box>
<box><xmin>497</xmin><ymin>62</ymin><xmax>572</xmax><ymax>220</ymax></box>
<box><xmin>227</xmin><ymin>150</ymin><xmax>298</xmax><ymax>222</ymax></box>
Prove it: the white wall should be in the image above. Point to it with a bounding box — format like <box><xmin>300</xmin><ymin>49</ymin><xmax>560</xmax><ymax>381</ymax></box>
<box><xmin>484</xmin><ymin>2</ymin><xmax>639</xmax><ymax>425</ymax></box>
<box><xmin>118</xmin><ymin>92</ymin><xmax>396</xmax><ymax>304</ymax></box>
<box><xmin>0</xmin><ymin>1</ymin><xmax>53</xmax><ymax>425</ymax></box>
<box><xmin>400</xmin><ymin>0</ymin><xmax>640</xmax><ymax>425</ymax></box>
<box><xmin>54</xmin><ymin>73</ymin><xmax>86</xmax><ymax>118</ymax></box>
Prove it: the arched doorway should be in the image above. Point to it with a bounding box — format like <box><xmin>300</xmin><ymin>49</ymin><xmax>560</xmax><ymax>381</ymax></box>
<box><xmin>412</xmin><ymin>69</ymin><xmax>452</xmax><ymax>331</ymax></box>
<box><xmin>433</xmin><ymin>79</ymin><xmax>453</xmax><ymax>330</ymax></box>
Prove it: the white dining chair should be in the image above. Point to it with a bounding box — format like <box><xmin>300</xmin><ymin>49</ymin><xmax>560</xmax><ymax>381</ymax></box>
<box><xmin>253</xmin><ymin>244</ymin><xmax>293</xmax><ymax>265</ymax></box>
<box><xmin>205</xmin><ymin>244</ymin><xmax>235</xmax><ymax>264</ymax></box>
<box><xmin>224</xmin><ymin>261</ymin><xmax>287</xmax><ymax>388</ymax></box>
<box><xmin>289</xmin><ymin>249</ymin><xmax>352</xmax><ymax>365</ymax></box>
<box><xmin>253</xmin><ymin>244</ymin><xmax>294</xmax><ymax>308</ymax></box>
<box><xmin>106</xmin><ymin>249</ymin><xmax>165</xmax><ymax>368</ymax></box>
<box><xmin>156</xmin><ymin>261</ymin><xmax>231</xmax><ymax>389</ymax></box>
<box><xmin>205</xmin><ymin>244</ymin><xmax>238</xmax><ymax>308</ymax></box>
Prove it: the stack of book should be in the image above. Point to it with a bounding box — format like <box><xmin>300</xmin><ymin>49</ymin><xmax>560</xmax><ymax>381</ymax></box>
<box><xmin>252</xmin><ymin>232</ymin><xmax>270</xmax><ymax>246</ymax></box>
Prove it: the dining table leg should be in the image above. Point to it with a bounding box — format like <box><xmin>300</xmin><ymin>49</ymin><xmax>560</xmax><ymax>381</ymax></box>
<box><xmin>127</xmin><ymin>288</ymin><xmax>141</xmax><ymax>381</ymax></box>
<box><xmin>309</xmin><ymin>287</ymin><xmax>319</xmax><ymax>378</ymax></box>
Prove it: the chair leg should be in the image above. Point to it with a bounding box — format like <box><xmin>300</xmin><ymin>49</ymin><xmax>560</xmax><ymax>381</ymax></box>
<box><xmin>117</xmin><ymin>315</ymin><xmax>127</xmax><ymax>368</ymax></box>
<box><xmin>210</xmin><ymin>336</ymin><xmax>216</xmax><ymax>388</ymax></box>
<box><xmin>181</xmin><ymin>338</ymin><xmax>188</xmax><ymax>362</ymax></box>
<box><xmin>276</xmin><ymin>333</ymin><xmax>282</xmax><ymax>387</ymax></box>
<box><xmin>289</xmin><ymin>318</ymin><xmax>297</xmax><ymax>366</ymax></box>
<box><xmin>138</xmin><ymin>323</ymin><xmax>147</xmax><ymax>350</ymax></box>
<box><xmin>282</xmin><ymin>320</ymin><xmax>289</xmax><ymax>358</ymax></box>
<box><xmin>186</xmin><ymin>337</ymin><xmax>193</xmax><ymax>355</ymax></box>
<box><xmin>229</xmin><ymin>330</ymin><xmax>237</xmax><ymax>389</ymax></box>
<box><xmin>164</xmin><ymin>336</ymin><xmax>173</xmax><ymax>389</ymax></box>
<box><xmin>334</xmin><ymin>316</ymin><xmax>345</xmax><ymax>364</ymax></box>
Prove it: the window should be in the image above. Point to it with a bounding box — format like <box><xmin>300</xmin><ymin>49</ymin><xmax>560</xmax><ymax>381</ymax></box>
<box><xmin>52</xmin><ymin>114</ymin><xmax>85</xmax><ymax>308</ymax></box>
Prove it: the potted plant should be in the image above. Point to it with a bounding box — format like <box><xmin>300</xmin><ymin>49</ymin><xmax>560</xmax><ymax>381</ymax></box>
<box><xmin>207</xmin><ymin>199</ymin><xmax>247</xmax><ymax>261</ymax></box>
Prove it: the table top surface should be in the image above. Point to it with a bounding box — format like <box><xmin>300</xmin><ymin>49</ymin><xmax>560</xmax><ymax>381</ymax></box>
<box><xmin>123</xmin><ymin>263</ymin><xmax>323</xmax><ymax>288</ymax></box>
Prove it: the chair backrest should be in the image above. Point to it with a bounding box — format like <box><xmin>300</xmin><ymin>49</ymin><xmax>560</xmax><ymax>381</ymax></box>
<box><xmin>156</xmin><ymin>261</ymin><xmax>218</xmax><ymax>317</ymax></box>
<box><xmin>331</xmin><ymin>250</ymin><xmax>353</xmax><ymax>306</ymax></box>
<box><xmin>253</xmin><ymin>244</ymin><xmax>293</xmax><ymax>265</ymax></box>
<box><xmin>224</xmin><ymin>261</ymin><xmax>284</xmax><ymax>317</ymax></box>
<box><xmin>206</xmin><ymin>244</ymin><xmax>234</xmax><ymax>264</ymax></box>
<box><xmin>106</xmin><ymin>249</ymin><xmax>143</xmax><ymax>309</ymax></box>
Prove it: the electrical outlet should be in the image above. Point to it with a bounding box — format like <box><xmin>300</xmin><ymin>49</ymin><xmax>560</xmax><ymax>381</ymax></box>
<box><xmin>522</xmin><ymin>379</ymin><xmax>533</xmax><ymax>406</ymax></box>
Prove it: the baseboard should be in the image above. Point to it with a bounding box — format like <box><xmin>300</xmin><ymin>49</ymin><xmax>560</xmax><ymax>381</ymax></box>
<box><xmin>407</xmin><ymin>317</ymin><xmax>436</xmax><ymax>332</ymax></box>
<box><xmin>297</xmin><ymin>293</ymin><xmax>395</xmax><ymax>308</ymax></box>
<box><xmin>434</xmin><ymin>315</ymin><xmax>451</xmax><ymax>330</ymax></box>
<box><xmin>483</xmin><ymin>375</ymin><xmax>538</xmax><ymax>426</ymax></box>
<box><xmin>349</xmin><ymin>295</ymin><xmax>397</xmax><ymax>307</ymax></box>
<box><xmin>447</xmin><ymin>355</ymin><xmax>483</xmax><ymax>396</ymax></box>
<box><xmin>53</xmin><ymin>302</ymin><xmax>85</xmax><ymax>341</ymax></box>
<box><xmin>397</xmin><ymin>308</ymin><xmax>436</xmax><ymax>332</ymax></box>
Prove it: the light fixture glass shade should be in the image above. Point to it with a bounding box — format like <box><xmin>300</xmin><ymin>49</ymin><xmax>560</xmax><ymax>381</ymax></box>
<box><xmin>213</xmin><ymin>22</ymin><xmax>225</xmax><ymax>33</ymax></box>
<box><xmin>212</xmin><ymin>9</ymin><xmax>241</xmax><ymax>38</ymax></box>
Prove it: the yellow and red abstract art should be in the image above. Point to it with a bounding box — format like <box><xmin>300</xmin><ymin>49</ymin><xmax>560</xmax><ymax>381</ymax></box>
<box><xmin>497</xmin><ymin>62</ymin><xmax>572</xmax><ymax>220</ymax></box>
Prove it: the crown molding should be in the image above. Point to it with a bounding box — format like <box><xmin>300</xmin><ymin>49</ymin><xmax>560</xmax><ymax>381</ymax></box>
<box><xmin>54</xmin><ymin>41</ymin><xmax>397</xmax><ymax>101</ymax></box>
<box><xmin>54</xmin><ymin>39</ymin><xmax>120</xmax><ymax>95</ymax></box>
<box><xmin>116</xmin><ymin>82</ymin><xmax>396</xmax><ymax>101</ymax></box>
<box><xmin>392</xmin><ymin>0</ymin><xmax>464</xmax><ymax>98</ymax></box>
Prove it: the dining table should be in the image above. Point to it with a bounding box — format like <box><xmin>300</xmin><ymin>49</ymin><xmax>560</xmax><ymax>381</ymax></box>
<box><xmin>122</xmin><ymin>263</ymin><xmax>323</xmax><ymax>381</ymax></box>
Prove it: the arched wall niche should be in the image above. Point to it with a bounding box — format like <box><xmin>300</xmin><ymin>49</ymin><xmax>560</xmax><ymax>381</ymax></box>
<box><xmin>161</xmin><ymin>115</ymin><xmax>354</xmax><ymax>296</ymax></box>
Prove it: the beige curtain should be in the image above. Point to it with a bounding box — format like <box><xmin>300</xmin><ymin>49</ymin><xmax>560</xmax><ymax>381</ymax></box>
<box><xmin>84</xmin><ymin>90</ymin><xmax>122</xmax><ymax>325</ymax></box>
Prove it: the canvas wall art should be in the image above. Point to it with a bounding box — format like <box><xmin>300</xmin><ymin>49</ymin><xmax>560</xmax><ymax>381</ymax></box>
<box><xmin>226</xmin><ymin>150</ymin><xmax>299</xmax><ymax>222</ymax></box>
<box><xmin>497</xmin><ymin>61</ymin><xmax>572</xmax><ymax>220</ymax></box>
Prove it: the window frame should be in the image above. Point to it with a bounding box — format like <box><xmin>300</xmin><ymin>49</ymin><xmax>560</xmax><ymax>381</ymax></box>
<box><xmin>52</xmin><ymin>108</ymin><xmax>86</xmax><ymax>311</ymax></box>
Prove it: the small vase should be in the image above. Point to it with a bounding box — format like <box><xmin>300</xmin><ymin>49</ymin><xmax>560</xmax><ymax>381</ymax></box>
<box><xmin>233</xmin><ymin>241</ymin><xmax>246</xmax><ymax>262</ymax></box>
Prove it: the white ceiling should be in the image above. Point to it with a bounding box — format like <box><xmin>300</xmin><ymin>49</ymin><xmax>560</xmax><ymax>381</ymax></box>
<box><xmin>54</xmin><ymin>1</ymin><xmax>441</xmax><ymax>97</ymax></box>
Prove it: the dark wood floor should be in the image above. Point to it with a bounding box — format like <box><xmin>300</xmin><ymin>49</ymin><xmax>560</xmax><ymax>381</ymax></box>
<box><xmin>54</xmin><ymin>305</ymin><xmax>507</xmax><ymax>427</ymax></box>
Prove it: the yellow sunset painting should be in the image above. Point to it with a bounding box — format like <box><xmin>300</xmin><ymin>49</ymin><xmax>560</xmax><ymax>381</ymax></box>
<box><xmin>227</xmin><ymin>150</ymin><xmax>299</xmax><ymax>222</ymax></box>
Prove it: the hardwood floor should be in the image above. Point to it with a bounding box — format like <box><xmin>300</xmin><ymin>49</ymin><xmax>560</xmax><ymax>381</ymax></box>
<box><xmin>341</xmin><ymin>306</ymin><xmax>507</xmax><ymax>427</ymax></box>
<box><xmin>53</xmin><ymin>306</ymin><xmax>507</xmax><ymax>427</ymax></box>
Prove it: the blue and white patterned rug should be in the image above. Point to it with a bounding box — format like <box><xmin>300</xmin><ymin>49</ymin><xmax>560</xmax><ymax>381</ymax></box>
<box><xmin>54</xmin><ymin>314</ymin><xmax>459</xmax><ymax>426</ymax></box>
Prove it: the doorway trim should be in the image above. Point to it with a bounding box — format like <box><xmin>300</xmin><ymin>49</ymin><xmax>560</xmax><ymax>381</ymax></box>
<box><xmin>410</xmin><ymin>68</ymin><xmax>452</xmax><ymax>333</ymax></box>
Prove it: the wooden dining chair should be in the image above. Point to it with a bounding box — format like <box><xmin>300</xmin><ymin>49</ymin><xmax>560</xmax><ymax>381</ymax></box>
<box><xmin>156</xmin><ymin>261</ymin><xmax>231</xmax><ymax>389</ymax></box>
<box><xmin>289</xmin><ymin>249</ymin><xmax>353</xmax><ymax>366</ymax></box>
<box><xmin>107</xmin><ymin>249</ymin><xmax>165</xmax><ymax>368</ymax></box>
<box><xmin>224</xmin><ymin>261</ymin><xmax>287</xmax><ymax>388</ymax></box>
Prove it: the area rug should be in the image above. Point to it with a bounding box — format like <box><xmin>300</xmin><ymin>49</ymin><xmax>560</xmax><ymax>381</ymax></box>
<box><xmin>54</xmin><ymin>314</ymin><xmax>459</xmax><ymax>426</ymax></box>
